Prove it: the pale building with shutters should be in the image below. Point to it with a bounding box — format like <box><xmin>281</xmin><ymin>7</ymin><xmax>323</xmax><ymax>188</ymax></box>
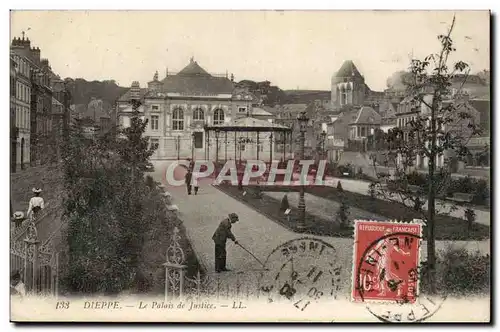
<box><xmin>116</xmin><ymin>58</ymin><xmax>277</xmax><ymax>161</ymax></box>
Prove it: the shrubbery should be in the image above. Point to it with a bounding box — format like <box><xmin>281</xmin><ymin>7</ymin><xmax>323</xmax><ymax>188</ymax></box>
<box><xmin>60</xmin><ymin>112</ymin><xmax>162</xmax><ymax>295</ymax></box>
<box><xmin>420</xmin><ymin>247</ymin><xmax>490</xmax><ymax>296</ymax></box>
<box><xmin>395</xmin><ymin>171</ymin><xmax>489</xmax><ymax>206</ymax></box>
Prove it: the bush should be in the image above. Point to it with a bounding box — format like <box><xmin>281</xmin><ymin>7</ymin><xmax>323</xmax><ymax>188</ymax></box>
<box><xmin>280</xmin><ymin>194</ymin><xmax>290</xmax><ymax>211</ymax></box>
<box><xmin>420</xmin><ymin>247</ymin><xmax>490</xmax><ymax>296</ymax></box>
<box><xmin>145</xmin><ymin>175</ymin><xmax>155</xmax><ymax>190</ymax></box>
<box><xmin>368</xmin><ymin>183</ymin><xmax>376</xmax><ymax>199</ymax></box>
<box><xmin>445</xmin><ymin>176</ymin><xmax>490</xmax><ymax>206</ymax></box>
<box><xmin>407</xmin><ymin>171</ymin><xmax>427</xmax><ymax>187</ymax></box>
<box><xmin>464</xmin><ymin>208</ymin><xmax>476</xmax><ymax>231</ymax></box>
<box><xmin>335</xmin><ymin>196</ymin><xmax>350</xmax><ymax>228</ymax></box>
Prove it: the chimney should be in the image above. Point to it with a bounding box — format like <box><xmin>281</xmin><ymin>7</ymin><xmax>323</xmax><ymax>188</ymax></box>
<box><xmin>41</xmin><ymin>58</ymin><xmax>49</xmax><ymax>68</ymax></box>
<box><xmin>31</xmin><ymin>47</ymin><xmax>41</xmax><ymax>64</ymax></box>
<box><xmin>10</xmin><ymin>36</ymin><xmax>32</xmax><ymax>59</ymax></box>
<box><xmin>130</xmin><ymin>81</ymin><xmax>141</xmax><ymax>100</ymax></box>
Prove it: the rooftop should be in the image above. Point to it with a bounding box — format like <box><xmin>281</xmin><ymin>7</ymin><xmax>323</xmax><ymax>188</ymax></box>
<box><xmin>335</xmin><ymin>60</ymin><xmax>363</xmax><ymax>78</ymax></box>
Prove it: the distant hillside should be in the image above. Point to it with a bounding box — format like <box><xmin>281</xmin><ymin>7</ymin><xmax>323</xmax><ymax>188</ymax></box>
<box><xmin>284</xmin><ymin>90</ymin><xmax>331</xmax><ymax>104</ymax></box>
<box><xmin>64</xmin><ymin>78</ymin><xmax>128</xmax><ymax>112</ymax></box>
<box><xmin>235</xmin><ymin>80</ymin><xmax>287</xmax><ymax>106</ymax></box>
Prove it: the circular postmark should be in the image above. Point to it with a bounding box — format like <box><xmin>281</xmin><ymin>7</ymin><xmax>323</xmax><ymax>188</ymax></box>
<box><xmin>355</xmin><ymin>230</ymin><xmax>446</xmax><ymax>322</ymax></box>
<box><xmin>258</xmin><ymin>237</ymin><xmax>344</xmax><ymax>311</ymax></box>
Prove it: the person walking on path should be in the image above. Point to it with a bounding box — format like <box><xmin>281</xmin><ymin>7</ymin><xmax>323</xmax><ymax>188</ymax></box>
<box><xmin>185</xmin><ymin>169</ymin><xmax>193</xmax><ymax>195</ymax></box>
<box><xmin>212</xmin><ymin>213</ymin><xmax>239</xmax><ymax>272</ymax></box>
<box><xmin>26</xmin><ymin>188</ymin><xmax>44</xmax><ymax>221</ymax></box>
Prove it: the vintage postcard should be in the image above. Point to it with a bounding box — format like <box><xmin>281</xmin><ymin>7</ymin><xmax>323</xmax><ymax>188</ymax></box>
<box><xmin>9</xmin><ymin>10</ymin><xmax>491</xmax><ymax>323</ymax></box>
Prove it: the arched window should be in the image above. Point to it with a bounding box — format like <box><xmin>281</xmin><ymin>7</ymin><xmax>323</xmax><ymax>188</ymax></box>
<box><xmin>193</xmin><ymin>108</ymin><xmax>204</xmax><ymax>121</ymax></box>
<box><xmin>173</xmin><ymin>108</ymin><xmax>184</xmax><ymax>130</ymax></box>
<box><xmin>213</xmin><ymin>109</ymin><xmax>225</xmax><ymax>125</ymax></box>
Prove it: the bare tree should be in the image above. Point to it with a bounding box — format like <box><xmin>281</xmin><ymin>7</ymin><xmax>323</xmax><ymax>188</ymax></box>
<box><xmin>370</xmin><ymin>16</ymin><xmax>482</xmax><ymax>293</ymax></box>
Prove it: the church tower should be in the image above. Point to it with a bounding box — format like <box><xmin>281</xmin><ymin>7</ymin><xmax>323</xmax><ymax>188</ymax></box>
<box><xmin>331</xmin><ymin>60</ymin><xmax>366</xmax><ymax>109</ymax></box>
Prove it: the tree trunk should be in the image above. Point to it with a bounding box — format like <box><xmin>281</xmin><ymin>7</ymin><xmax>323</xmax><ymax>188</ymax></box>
<box><xmin>427</xmin><ymin>96</ymin><xmax>438</xmax><ymax>295</ymax></box>
<box><xmin>427</xmin><ymin>157</ymin><xmax>436</xmax><ymax>294</ymax></box>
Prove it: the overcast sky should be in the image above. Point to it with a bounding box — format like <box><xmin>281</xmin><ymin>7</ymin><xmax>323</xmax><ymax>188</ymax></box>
<box><xmin>10</xmin><ymin>10</ymin><xmax>489</xmax><ymax>91</ymax></box>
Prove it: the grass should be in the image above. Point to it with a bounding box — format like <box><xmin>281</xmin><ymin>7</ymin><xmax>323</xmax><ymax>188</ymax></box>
<box><xmin>216</xmin><ymin>184</ymin><xmax>489</xmax><ymax>241</ymax></box>
<box><xmin>135</xmin><ymin>184</ymin><xmax>204</xmax><ymax>295</ymax></box>
<box><xmin>306</xmin><ymin>186</ymin><xmax>490</xmax><ymax>241</ymax></box>
<box><xmin>215</xmin><ymin>184</ymin><xmax>354</xmax><ymax>238</ymax></box>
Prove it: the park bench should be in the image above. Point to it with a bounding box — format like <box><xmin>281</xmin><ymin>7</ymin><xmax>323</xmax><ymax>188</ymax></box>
<box><xmin>408</xmin><ymin>185</ymin><xmax>422</xmax><ymax>195</ymax></box>
<box><xmin>447</xmin><ymin>192</ymin><xmax>474</xmax><ymax>204</ymax></box>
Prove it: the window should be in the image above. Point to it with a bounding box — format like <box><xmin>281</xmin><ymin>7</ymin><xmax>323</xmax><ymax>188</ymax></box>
<box><xmin>194</xmin><ymin>131</ymin><xmax>203</xmax><ymax>148</ymax></box>
<box><xmin>151</xmin><ymin>115</ymin><xmax>159</xmax><ymax>130</ymax></box>
<box><xmin>150</xmin><ymin>138</ymin><xmax>159</xmax><ymax>150</ymax></box>
<box><xmin>238</xmin><ymin>107</ymin><xmax>247</xmax><ymax>113</ymax></box>
<box><xmin>213</xmin><ymin>109</ymin><xmax>225</xmax><ymax>125</ymax></box>
<box><xmin>172</xmin><ymin>108</ymin><xmax>184</xmax><ymax>130</ymax></box>
<box><xmin>152</xmin><ymin>105</ymin><xmax>159</xmax><ymax>111</ymax></box>
<box><xmin>193</xmin><ymin>108</ymin><xmax>204</xmax><ymax>121</ymax></box>
<box><xmin>340</xmin><ymin>91</ymin><xmax>347</xmax><ymax>106</ymax></box>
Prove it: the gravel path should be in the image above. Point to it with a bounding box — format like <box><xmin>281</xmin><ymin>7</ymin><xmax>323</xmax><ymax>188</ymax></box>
<box><xmin>150</xmin><ymin>161</ymin><xmax>490</xmax><ymax>298</ymax></box>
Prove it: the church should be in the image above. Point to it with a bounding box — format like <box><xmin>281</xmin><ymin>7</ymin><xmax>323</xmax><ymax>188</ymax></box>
<box><xmin>116</xmin><ymin>58</ymin><xmax>285</xmax><ymax>161</ymax></box>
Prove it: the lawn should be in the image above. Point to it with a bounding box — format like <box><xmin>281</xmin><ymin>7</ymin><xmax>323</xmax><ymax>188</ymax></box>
<box><xmin>215</xmin><ymin>184</ymin><xmax>354</xmax><ymax>238</ymax></box>
<box><xmin>215</xmin><ymin>184</ymin><xmax>490</xmax><ymax>241</ymax></box>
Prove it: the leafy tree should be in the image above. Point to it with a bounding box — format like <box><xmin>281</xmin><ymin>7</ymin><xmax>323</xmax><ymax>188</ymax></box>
<box><xmin>61</xmin><ymin>100</ymin><xmax>156</xmax><ymax>294</ymax></box>
<box><xmin>370</xmin><ymin>16</ymin><xmax>482</xmax><ymax>293</ymax></box>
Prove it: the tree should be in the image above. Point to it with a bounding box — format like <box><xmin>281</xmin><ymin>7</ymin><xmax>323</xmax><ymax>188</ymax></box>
<box><xmin>336</xmin><ymin>195</ymin><xmax>350</xmax><ymax>229</ymax></box>
<box><xmin>61</xmin><ymin>101</ymin><xmax>156</xmax><ymax>294</ymax></box>
<box><xmin>370</xmin><ymin>16</ymin><xmax>481</xmax><ymax>294</ymax></box>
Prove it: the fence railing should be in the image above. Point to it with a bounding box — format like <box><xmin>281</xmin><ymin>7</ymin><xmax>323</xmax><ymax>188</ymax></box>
<box><xmin>10</xmin><ymin>220</ymin><xmax>60</xmax><ymax>297</ymax></box>
<box><xmin>163</xmin><ymin>227</ymin><xmax>264</xmax><ymax>302</ymax></box>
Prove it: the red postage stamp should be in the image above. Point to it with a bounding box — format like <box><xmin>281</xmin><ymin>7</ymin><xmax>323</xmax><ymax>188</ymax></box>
<box><xmin>352</xmin><ymin>220</ymin><xmax>422</xmax><ymax>303</ymax></box>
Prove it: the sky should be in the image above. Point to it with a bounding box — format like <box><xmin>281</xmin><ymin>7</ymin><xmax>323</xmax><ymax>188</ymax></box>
<box><xmin>10</xmin><ymin>10</ymin><xmax>490</xmax><ymax>91</ymax></box>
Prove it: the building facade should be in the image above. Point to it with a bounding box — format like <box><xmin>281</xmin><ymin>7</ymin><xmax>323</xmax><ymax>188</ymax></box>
<box><xmin>395</xmin><ymin>94</ymin><xmax>480</xmax><ymax>170</ymax></box>
<box><xmin>10</xmin><ymin>50</ymin><xmax>31</xmax><ymax>170</ymax></box>
<box><xmin>10</xmin><ymin>56</ymin><xmax>19</xmax><ymax>172</ymax></box>
<box><xmin>11</xmin><ymin>36</ymin><xmax>55</xmax><ymax>166</ymax></box>
<box><xmin>116</xmin><ymin>59</ymin><xmax>277</xmax><ymax>161</ymax></box>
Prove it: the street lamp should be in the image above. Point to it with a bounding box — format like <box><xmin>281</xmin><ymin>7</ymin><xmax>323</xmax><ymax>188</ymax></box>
<box><xmin>191</xmin><ymin>132</ymin><xmax>195</xmax><ymax>161</ymax></box>
<box><xmin>215</xmin><ymin>128</ymin><xmax>220</xmax><ymax>165</ymax></box>
<box><xmin>296</xmin><ymin>111</ymin><xmax>309</xmax><ymax>232</ymax></box>
<box><xmin>320</xmin><ymin>130</ymin><xmax>327</xmax><ymax>159</ymax></box>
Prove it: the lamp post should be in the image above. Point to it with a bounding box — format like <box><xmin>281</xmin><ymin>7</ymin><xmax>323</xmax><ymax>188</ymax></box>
<box><xmin>176</xmin><ymin>136</ymin><xmax>180</xmax><ymax>160</ymax></box>
<box><xmin>191</xmin><ymin>132</ymin><xmax>195</xmax><ymax>160</ymax></box>
<box><xmin>215</xmin><ymin>128</ymin><xmax>220</xmax><ymax>165</ymax></box>
<box><xmin>296</xmin><ymin>111</ymin><xmax>309</xmax><ymax>232</ymax></box>
<box><xmin>321</xmin><ymin>130</ymin><xmax>327</xmax><ymax>160</ymax></box>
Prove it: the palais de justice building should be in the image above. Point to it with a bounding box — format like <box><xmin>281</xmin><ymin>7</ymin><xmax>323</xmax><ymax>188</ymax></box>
<box><xmin>116</xmin><ymin>58</ymin><xmax>279</xmax><ymax>161</ymax></box>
